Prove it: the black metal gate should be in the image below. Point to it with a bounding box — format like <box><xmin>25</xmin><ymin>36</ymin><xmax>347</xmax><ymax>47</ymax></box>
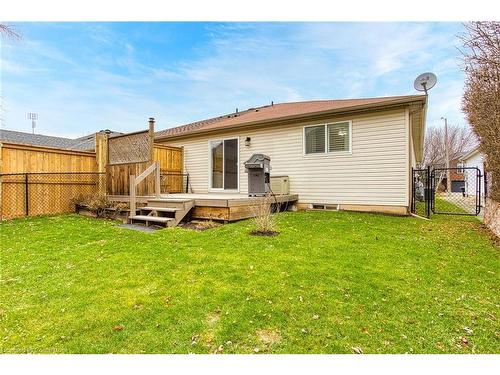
<box><xmin>431</xmin><ymin>167</ymin><xmax>482</xmax><ymax>215</ymax></box>
<box><xmin>411</xmin><ymin>167</ymin><xmax>431</xmax><ymax>218</ymax></box>
<box><xmin>411</xmin><ymin>167</ymin><xmax>482</xmax><ymax>218</ymax></box>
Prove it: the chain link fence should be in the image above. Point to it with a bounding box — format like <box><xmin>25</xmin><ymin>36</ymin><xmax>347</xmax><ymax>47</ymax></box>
<box><xmin>0</xmin><ymin>172</ymin><xmax>106</xmax><ymax>220</ymax></box>
<box><xmin>411</xmin><ymin>167</ymin><xmax>431</xmax><ymax>218</ymax></box>
<box><xmin>431</xmin><ymin>167</ymin><xmax>482</xmax><ymax>215</ymax></box>
<box><xmin>412</xmin><ymin>166</ymin><xmax>483</xmax><ymax>218</ymax></box>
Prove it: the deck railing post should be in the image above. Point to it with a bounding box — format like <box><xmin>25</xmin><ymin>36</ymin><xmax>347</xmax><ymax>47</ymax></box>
<box><xmin>148</xmin><ymin>118</ymin><xmax>155</xmax><ymax>162</ymax></box>
<box><xmin>155</xmin><ymin>161</ymin><xmax>161</xmax><ymax>198</ymax></box>
<box><xmin>130</xmin><ymin>174</ymin><xmax>136</xmax><ymax>215</ymax></box>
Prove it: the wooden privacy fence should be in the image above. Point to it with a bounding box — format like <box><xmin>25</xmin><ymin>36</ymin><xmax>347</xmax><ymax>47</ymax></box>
<box><xmin>104</xmin><ymin>120</ymin><xmax>184</xmax><ymax>196</ymax></box>
<box><xmin>106</xmin><ymin>144</ymin><xmax>185</xmax><ymax>195</ymax></box>
<box><xmin>108</xmin><ymin>130</ymin><xmax>152</xmax><ymax>165</ymax></box>
<box><xmin>107</xmin><ymin>160</ymin><xmax>156</xmax><ymax>196</ymax></box>
<box><xmin>0</xmin><ymin>142</ymin><xmax>98</xmax><ymax>174</ymax></box>
<box><xmin>0</xmin><ymin>118</ymin><xmax>185</xmax><ymax>219</ymax></box>
<box><xmin>0</xmin><ymin>172</ymin><xmax>105</xmax><ymax>219</ymax></box>
<box><xmin>0</xmin><ymin>142</ymin><xmax>100</xmax><ymax>219</ymax></box>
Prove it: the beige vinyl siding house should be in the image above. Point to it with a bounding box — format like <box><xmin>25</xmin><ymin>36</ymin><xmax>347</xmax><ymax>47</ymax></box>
<box><xmin>156</xmin><ymin>95</ymin><xmax>426</xmax><ymax>215</ymax></box>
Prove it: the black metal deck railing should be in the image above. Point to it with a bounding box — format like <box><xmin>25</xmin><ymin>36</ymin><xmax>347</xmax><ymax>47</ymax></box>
<box><xmin>159</xmin><ymin>172</ymin><xmax>190</xmax><ymax>194</ymax></box>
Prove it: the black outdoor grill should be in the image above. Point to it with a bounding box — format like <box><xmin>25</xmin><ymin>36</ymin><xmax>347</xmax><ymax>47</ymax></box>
<box><xmin>244</xmin><ymin>154</ymin><xmax>271</xmax><ymax>196</ymax></box>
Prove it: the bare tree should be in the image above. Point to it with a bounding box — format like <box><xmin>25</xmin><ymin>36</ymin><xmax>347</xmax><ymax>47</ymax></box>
<box><xmin>460</xmin><ymin>22</ymin><xmax>500</xmax><ymax>201</ymax></box>
<box><xmin>422</xmin><ymin>123</ymin><xmax>477</xmax><ymax>168</ymax></box>
<box><xmin>0</xmin><ymin>24</ymin><xmax>21</xmax><ymax>40</ymax></box>
<box><xmin>0</xmin><ymin>24</ymin><xmax>21</xmax><ymax>129</ymax></box>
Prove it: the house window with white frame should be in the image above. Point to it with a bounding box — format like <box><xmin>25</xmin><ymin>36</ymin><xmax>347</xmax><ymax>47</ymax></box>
<box><xmin>304</xmin><ymin>121</ymin><xmax>351</xmax><ymax>154</ymax></box>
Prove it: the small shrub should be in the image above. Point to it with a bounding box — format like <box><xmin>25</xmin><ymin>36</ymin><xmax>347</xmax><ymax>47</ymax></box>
<box><xmin>113</xmin><ymin>202</ymin><xmax>128</xmax><ymax>212</ymax></box>
<box><xmin>87</xmin><ymin>194</ymin><xmax>113</xmax><ymax>218</ymax></box>
<box><xmin>251</xmin><ymin>193</ymin><xmax>278</xmax><ymax>236</ymax></box>
<box><xmin>72</xmin><ymin>195</ymin><xmax>127</xmax><ymax>219</ymax></box>
<box><xmin>70</xmin><ymin>194</ymin><xmax>88</xmax><ymax>210</ymax></box>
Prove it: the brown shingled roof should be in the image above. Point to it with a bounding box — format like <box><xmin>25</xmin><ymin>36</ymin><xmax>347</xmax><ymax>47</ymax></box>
<box><xmin>155</xmin><ymin>95</ymin><xmax>426</xmax><ymax>139</ymax></box>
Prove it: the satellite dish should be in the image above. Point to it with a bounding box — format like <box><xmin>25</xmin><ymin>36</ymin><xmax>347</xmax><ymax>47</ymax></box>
<box><xmin>414</xmin><ymin>72</ymin><xmax>437</xmax><ymax>94</ymax></box>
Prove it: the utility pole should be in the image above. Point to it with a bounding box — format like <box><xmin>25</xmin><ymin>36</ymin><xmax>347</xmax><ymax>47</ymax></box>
<box><xmin>441</xmin><ymin>117</ymin><xmax>451</xmax><ymax>195</ymax></box>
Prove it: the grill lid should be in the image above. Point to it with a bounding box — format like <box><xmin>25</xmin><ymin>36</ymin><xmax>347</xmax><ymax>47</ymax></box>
<box><xmin>244</xmin><ymin>154</ymin><xmax>270</xmax><ymax>169</ymax></box>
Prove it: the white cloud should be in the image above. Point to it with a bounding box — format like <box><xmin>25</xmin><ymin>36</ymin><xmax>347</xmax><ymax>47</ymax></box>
<box><xmin>1</xmin><ymin>22</ymin><xmax>468</xmax><ymax>137</ymax></box>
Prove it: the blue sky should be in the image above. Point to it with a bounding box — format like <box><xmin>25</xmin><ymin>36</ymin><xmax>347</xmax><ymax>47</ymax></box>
<box><xmin>1</xmin><ymin>22</ymin><xmax>466</xmax><ymax>138</ymax></box>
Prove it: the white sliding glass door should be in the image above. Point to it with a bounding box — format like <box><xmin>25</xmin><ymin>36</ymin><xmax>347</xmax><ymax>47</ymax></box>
<box><xmin>209</xmin><ymin>138</ymin><xmax>239</xmax><ymax>191</ymax></box>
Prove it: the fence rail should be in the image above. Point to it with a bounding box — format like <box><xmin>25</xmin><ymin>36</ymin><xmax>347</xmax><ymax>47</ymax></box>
<box><xmin>0</xmin><ymin>172</ymin><xmax>105</xmax><ymax>220</ymax></box>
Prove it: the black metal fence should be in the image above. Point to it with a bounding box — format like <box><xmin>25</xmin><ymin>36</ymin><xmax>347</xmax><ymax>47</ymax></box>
<box><xmin>411</xmin><ymin>167</ymin><xmax>431</xmax><ymax>218</ymax></box>
<box><xmin>431</xmin><ymin>167</ymin><xmax>482</xmax><ymax>215</ymax></box>
<box><xmin>411</xmin><ymin>166</ymin><xmax>483</xmax><ymax>218</ymax></box>
<box><xmin>0</xmin><ymin>172</ymin><xmax>105</xmax><ymax>219</ymax></box>
<box><xmin>0</xmin><ymin>171</ymin><xmax>191</xmax><ymax>220</ymax></box>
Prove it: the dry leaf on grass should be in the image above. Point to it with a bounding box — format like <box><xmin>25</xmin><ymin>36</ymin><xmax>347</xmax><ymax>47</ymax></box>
<box><xmin>351</xmin><ymin>346</ymin><xmax>363</xmax><ymax>354</ymax></box>
<box><xmin>463</xmin><ymin>326</ymin><xmax>474</xmax><ymax>335</ymax></box>
<box><xmin>460</xmin><ymin>336</ymin><xmax>469</xmax><ymax>347</ymax></box>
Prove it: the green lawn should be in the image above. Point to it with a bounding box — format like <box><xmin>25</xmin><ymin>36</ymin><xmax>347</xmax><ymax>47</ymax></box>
<box><xmin>0</xmin><ymin>210</ymin><xmax>498</xmax><ymax>354</ymax></box>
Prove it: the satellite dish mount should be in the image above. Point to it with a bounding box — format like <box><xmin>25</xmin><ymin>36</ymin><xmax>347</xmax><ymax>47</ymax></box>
<box><xmin>414</xmin><ymin>72</ymin><xmax>437</xmax><ymax>95</ymax></box>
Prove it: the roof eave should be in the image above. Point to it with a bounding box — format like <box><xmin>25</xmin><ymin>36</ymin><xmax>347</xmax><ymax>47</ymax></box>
<box><xmin>155</xmin><ymin>96</ymin><xmax>427</xmax><ymax>141</ymax></box>
<box><xmin>459</xmin><ymin>146</ymin><xmax>481</xmax><ymax>161</ymax></box>
<box><xmin>413</xmin><ymin>97</ymin><xmax>428</xmax><ymax>163</ymax></box>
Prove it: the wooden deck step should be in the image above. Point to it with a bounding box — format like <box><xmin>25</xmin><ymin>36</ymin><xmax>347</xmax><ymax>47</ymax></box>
<box><xmin>141</xmin><ymin>207</ymin><xmax>179</xmax><ymax>212</ymax></box>
<box><xmin>148</xmin><ymin>198</ymin><xmax>193</xmax><ymax>203</ymax></box>
<box><xmin>129</xmin><ymin>215</ymin><xmax>175</xmax><ymax>224</ymax></box>
<box><xmin>145</xmin><ymin>198</ymin><xmax>194</xmax><ymax>210</ymax></box>
<box><xmin>128</xmin><ymin>198</ymin><xmax>194</xmax><ymax>228</ymax></box>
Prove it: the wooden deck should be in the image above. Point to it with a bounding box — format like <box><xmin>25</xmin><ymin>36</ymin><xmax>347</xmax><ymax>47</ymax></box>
<box><xmin>108</xmin><ymin>193</ymin><xmax>298</xmax><ymax>221</ymax></box>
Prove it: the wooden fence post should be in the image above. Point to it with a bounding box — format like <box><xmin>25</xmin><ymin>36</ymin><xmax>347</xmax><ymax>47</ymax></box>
<box><xmin>130</xmin><ymin>174</ymin><xmax>136</xmax><ymax>215</ymax></box>
<box><xmin>95</xmin><ymin>132</ymin><xmax>109</xmax><ymax>195</ymax></box>
<box><xmin>149</xmin><ymin>117</ymin><xmax>155</xmax><ymax>162</ymax></box>
<box><xmin>155</xmin><ymin>161</ymin><xmax>161</xmax><ymax>197</ymax></box>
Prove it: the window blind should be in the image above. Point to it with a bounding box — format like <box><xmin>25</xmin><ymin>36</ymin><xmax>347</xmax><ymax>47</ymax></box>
<box><xmin>305</xmin><ymin>125</ymin><xmax>326</xmax><ymax>154</ymax></box>
<box><xmin>328</xmin><ymin>122</ymin><xmax>350</xmax><ymax>152</ymax></box>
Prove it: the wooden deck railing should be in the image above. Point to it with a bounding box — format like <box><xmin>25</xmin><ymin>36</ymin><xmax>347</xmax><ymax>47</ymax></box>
<box><xmin>129</xmin><ymin>161</ymin><xmax>160</xmax><ymax>215</ymax></box>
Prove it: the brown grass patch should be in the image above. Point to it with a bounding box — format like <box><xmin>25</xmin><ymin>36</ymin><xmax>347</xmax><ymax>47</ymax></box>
<box><xmin>180</xmin><ymin>220</ymin><xmax>220</xmax><ymax>231</ymax></box>
<box><xmin>196</xmin><ymin>310</ymin><xmax>222</xmax><ymax>350</ymax></box>
<box><xmin>256</xmin><ymin>328</ymin><xmax>281</xmax><ymax>345</ymax></box>
<box><xmin>250</xmin><ymin>230</ymin><xmax>279</xmax><ymax>237</ymax></box>
<box><xmin>206</xmin><ymin>311</ymin><xmax>221</xmax><ymax>326</ymax></box>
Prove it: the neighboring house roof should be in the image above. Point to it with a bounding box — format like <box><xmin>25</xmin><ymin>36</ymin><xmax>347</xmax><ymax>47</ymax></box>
<box><xmin>0</xmin><ymin>129</ymin><xmax>122</xmax><ymax>151</ymax></box>
<box><xmin>71</xmin><ymin>131</ymin><xmax>123</xmax><ymax>150</ymax></box>
<box><xmin>459</xmin><ymin>146</ymin><xmax>482</xmax><ymax>162</ymax></box>
<box><xmin>433</xmin><ymin>153</ymin><xmax>467</xmax><ymax>167</ymax></box>
<box><xmin>155</xmin><ymin>95</ymin><xmax>427</xmax><ymax>140</ymax></box>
